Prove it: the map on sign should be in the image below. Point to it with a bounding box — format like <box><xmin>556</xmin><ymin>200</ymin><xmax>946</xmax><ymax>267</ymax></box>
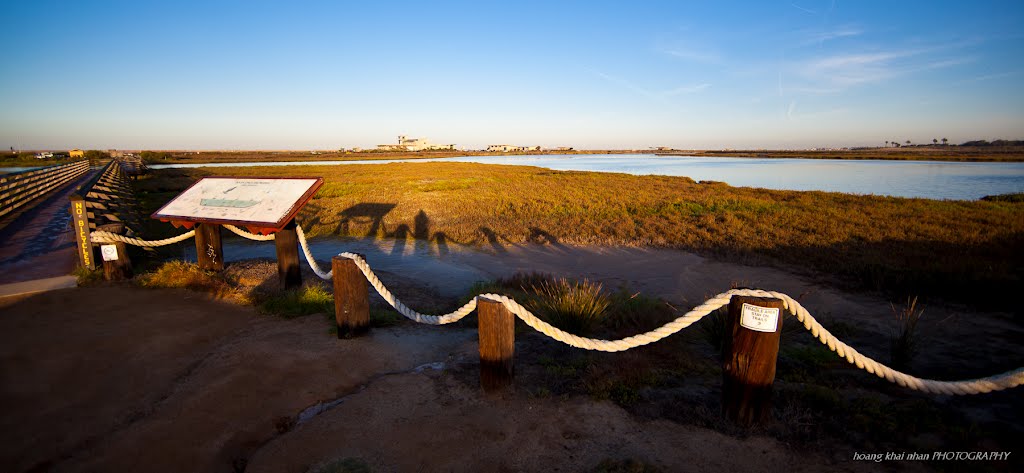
<box><xmin>152</xmin><ymin>177</ymin><xmax>322</xmax><ymax>228</ymax></box>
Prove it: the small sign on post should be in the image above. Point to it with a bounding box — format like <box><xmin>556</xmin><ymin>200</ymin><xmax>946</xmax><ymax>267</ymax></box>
<box><xmin>722</xmin><ymin>295</ymin><xmax>785</xmax><ymax>426</ymax></box>
<box><xmin>739</xmin><ymin>303</ymin><xmax>780</xmax><ymax>333</ymax></box>
<box><xmin>97</xmin><ymin>223</ymin><xmax>132</xmax><ymax>281</ymax></box>
<box><xmin>101</xmin><ymin>245</ymin><xmax>119</xmax><ymax>261</ymax></box>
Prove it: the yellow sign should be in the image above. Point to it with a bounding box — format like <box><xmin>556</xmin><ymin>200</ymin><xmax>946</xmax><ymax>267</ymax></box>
<box><xmin>72</xmin><ymin>200</ymin><xmax>92</xmax><ymax>268</ymax></box>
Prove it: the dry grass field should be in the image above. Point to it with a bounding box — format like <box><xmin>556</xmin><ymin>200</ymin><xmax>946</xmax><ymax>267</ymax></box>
<box><xmin>136</xmin><ymin>162</ymin><xmax>1024</xmax><ymax>310</ymax></box>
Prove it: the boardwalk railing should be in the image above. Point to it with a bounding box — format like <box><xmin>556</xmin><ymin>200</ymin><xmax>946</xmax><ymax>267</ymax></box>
<box><xmin>0</xmin><ymin>160</ymin><xmax>90</xmax><ymax>229</ymax></box>
<box><xmin>70</xmin><ymin>159</ymin><xmax>145</xmax><ymax>271</ymax></box>
<box><xmin>119</xmin><ymin>155</ymin><xmax>148</xmax><ymax>178</ymax></box>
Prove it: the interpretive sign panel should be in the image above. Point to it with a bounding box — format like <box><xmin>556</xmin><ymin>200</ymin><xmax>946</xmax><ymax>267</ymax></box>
<box><xmin>739</xmin><ymin>303</ymin><xmax>780</xmax><ymax>333</ymax></box>
<box><xmin>152</xmin><ymin>177</ymin><xmax>323</xmax><ymax>231</ymax></box>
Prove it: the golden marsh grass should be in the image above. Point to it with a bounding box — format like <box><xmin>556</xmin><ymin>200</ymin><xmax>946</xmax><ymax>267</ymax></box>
<box><xmin>136</xmin><ymin>162</ymin><xmax>1024</xmax><ymax>309</ymax></box>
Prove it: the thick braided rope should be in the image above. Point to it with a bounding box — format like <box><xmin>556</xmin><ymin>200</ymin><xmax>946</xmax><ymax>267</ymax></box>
<box><xmin>757</xmin><ymin>289</ymin><xmax>1024</xmax><ymax>395</ymax></box>
<box><xmin>482</xmin><ymin>288</ymin><xmax>1024</xmax><ymax>395</ymax></box>
<box><xmin>223</xmin><ymin>224</ymin><xmax>276</xmax><ymax>241</ymax></box>
<box><xmin>90</xmin><ymin>230</ymin><xmax>196</xmax><ymax>247</ymax></box>
<box><xmin>338</xmin><ymin>252</ymin><xmax>477</xmax><ymax>325</ymax></box>
<box><xmin>478</xmin><ymin>291</ymin><xmax>733</xmax><ymax>352</ymax></box>
<box><xmin>295</xmin><ymin>225</ymin><xmax>332</xmax><ymax>280</ymax></box>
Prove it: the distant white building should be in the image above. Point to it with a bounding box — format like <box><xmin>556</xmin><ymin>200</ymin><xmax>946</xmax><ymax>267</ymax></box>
<box><xmin>487</xmin><ymin>145</ymin><xmax>541</xmax><ymax>152</ymax></box>
<box><xmin>377</xmin><ymin>135</ymin><xmax>455</xmax><ymax>152</ymax></box>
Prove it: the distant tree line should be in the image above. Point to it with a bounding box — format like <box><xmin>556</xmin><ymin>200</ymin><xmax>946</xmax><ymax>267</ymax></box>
<box><xmin>140</xmin><ymin>151</ymin><xmax>173</xmax><ymax>162</ymax></box>
<box><xmin>960</xmin><ymin>139</ymin><xmax>1024</xmax><ymax>147</ymax></box>
<box><xmin>884</xmin><ymin>138</ymin><xmax>1022</xmax><ymax>148</ymax></box>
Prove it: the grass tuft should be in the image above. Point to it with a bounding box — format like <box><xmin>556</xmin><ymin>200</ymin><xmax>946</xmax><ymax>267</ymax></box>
<box><xmin>698</xmin><ymin>307</ymin><xmax>730</xmax><ymax>354</ymax></box>
<box><xmin>889</xmin><ymin>296</ymin><xmax>925</xmax><ymax>370</ymax></box>
<box><xmin>259</xmin><ymin>285</ymin><xmax>333</xmax><ymax>318</ymax></box>
<box><xmin>72</xmin><ymin>265</ymin><xmax>104</xmax><ymax>286</ymax></box>
<box><xmin>137</xmin><ymin>260</ymin><xmax>233</xmax><ymax>292</ymax></box>
<box><xmin>529</xmin><ymin>277</ymin><xmax>610</xmax><ymax>335</ymax></box>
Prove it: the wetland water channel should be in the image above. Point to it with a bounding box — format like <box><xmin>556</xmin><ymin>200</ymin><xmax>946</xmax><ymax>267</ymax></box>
<box><xmin>149</xmin><ymin>154</ymin><xmax>1024</xmax><ymax>200</ymax></box>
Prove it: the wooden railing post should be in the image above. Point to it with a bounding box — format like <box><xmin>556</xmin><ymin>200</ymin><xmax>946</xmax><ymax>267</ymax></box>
<box><xmin>478</xmin><ymin>297</ymin><xmax>515</xmax><ymax>392</ymax></box>
<box><xmin>331</xmin><ymin>255</ymin><xmax>369</xmax><ymax>338</ymax></box>
<box><xmin>194</xmin><ymin>223</ymin><xmax>224</xmax><ymax>271</ymax></box>
<box><xmin>722</xmin><ymin>295</ymin><xmax>784</xmax><ymax>426</ymax></box>
<box><xmin>98</xmin><ymin>223</ymin><xmax>133</xmax><ymax>281</ymax></box>
<box><xmin>69</xmin><ymin>194</ymin><xmax>95</xmax><ymax>270</ymax></box>
<box><xmin>275</xmin><ymin>219</ymin><xmax>302</xmax><ymax>289</ymax></box>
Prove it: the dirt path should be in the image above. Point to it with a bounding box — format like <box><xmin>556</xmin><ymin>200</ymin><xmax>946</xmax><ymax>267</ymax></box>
<box><xmin>0</xmin><ymin>286</ymin><xmax>892</xmax><ymax>473</ymax></box>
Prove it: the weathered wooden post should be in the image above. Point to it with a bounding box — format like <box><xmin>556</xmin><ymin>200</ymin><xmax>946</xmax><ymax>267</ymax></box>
<box><xmin>275</xmin><ymin>219</ymin><xmax>302</xmax><ymax>289</ymax></box>
<box><xmin>722</xmin><ymin>295</ymin><xmax>785</xmax><ymax>426</ymax></box>
<box><xmin>69</xmin><ymin>195</ymin><xmax>95</xmax><ymax>270</ymax></box>
<box><xmin>478</xmin><ymin>297</ymin><xmax>515</xmax><ymax>392</ymax></box>
<box><xmin>98</xmin><ymin>223</ymin><xmax>133</xmax><ymax>281</ymax></box>
<box><xmin>331</xmin><ymin>255</ymin><xmax>369</xmax><ymax>338</ymax></box>
<box><xmin>194</xmin><ymin>223</ymin><xmax>223</xmax><ymax>271</ymax></box>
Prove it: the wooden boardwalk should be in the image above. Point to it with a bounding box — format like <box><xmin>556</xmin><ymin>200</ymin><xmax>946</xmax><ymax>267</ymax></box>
<box><xmin>0</xmin><ymin>170</ymin><xmax>98</xmax><ymax>285</ymax></box>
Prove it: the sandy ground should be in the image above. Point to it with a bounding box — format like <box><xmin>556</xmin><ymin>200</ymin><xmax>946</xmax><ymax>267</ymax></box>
<box><xmin>0</xmin><ymin>285</ymin><xmax>899</xmax><ymax>473</ymax></box>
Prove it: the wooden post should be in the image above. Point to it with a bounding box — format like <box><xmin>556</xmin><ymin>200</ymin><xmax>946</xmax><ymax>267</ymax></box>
<box><xmin>98</xmin><ymin>223</ymin><xmax>133</xmax><ymax>281</ymax></box>
<box><xmin>332</xmin><ymin>255</ymin><xmax>369</xmax><ymax>338</ymax></box>
<box><xmin>478</xmin><ymin>297</ymin><xmax>515</xmax><ymax>392</ymax></box>
<box><xmin>69</xmin><ymin>195</ymin><xmax>95</xmax><ymax>270</ymax></box>
<box><xmin>194</xmin><ymin>223</ymin><xmax>224</xmax><ymax>271</ymax></box>
<box><xmin>275</xmin><ymin>219</ymin><xmax>301</xmax><ymax>289</ymax></box>
<box><xmin>722</xmin><ymin>295</ymin><xmax>785</xmax><ymax>426</ymax></box>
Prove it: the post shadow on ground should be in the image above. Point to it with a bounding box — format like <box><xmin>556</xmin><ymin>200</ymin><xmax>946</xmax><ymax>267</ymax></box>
<box><xmin>329</xmin><ymin>203</ymin><xmax>566</xmax><ymax>259</ymax></box>
<box><xmin>336</xmin><ymin>203</ymin><xmax>397</xmax><ymax>238</ymax></box>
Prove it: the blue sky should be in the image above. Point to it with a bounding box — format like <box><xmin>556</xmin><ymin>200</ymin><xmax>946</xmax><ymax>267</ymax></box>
<box><xmin>2</xmin><ymin>0</ymin><xmax>1022</xmax><ymax>150</ymax></box>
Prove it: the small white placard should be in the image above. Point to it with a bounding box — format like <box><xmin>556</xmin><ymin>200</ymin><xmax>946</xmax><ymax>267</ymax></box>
<box><xmin>740</xmin><ymin>303</ymin><xmax>779</xmax><ymax>332</ymax></box>
<box><xmin>101</xmin><ymin>244</ymin><xmax>119</xmax><ymax>262</ymax></box>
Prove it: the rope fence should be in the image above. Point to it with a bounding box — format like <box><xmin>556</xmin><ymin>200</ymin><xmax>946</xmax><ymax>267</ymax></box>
<box><xmin>89</xmin><ymin>220</ymin><xmax>1024</xmax><ymax>397</ymax></box>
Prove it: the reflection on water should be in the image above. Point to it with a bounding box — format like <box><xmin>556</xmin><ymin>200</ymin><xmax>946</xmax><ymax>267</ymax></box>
<box><xmin>150</xmin><ymin>154</ymin><xmax>1024</xmax><ymax>200</ymax></box>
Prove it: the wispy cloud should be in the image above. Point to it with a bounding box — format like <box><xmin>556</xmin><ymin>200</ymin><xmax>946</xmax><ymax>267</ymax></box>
<box><xmin>951</xmin><ymin>70</ymin><xmax>1022</xmax><ymax>85</ymax></box>
<box><xmin>593</xmin><ymin>71</ymin><xmax>711</xmax><ymax>99</ymax></box>
<box><xmin>662</xmin><ymin>47</ymin><xmax>719</xmax><ymax>63</ymax></box>
<box><xmin>804</xmin><ymin>27</ymin><xmax>862</xmax><ymax>45</ymax></box>
<box><xmin>790</xmin><ymin>3</ymin><xmax>817</xmax><ymax>15</ymax></box>
<box><xmin>593</xmin><ymin>71</ymin><xmax>656</xmax><ymax>98</ymax></box>
<box><xmin>800</xmin><ymin>49</ymin><xmax>970</xmax><ymax>87</ymax></box>
<box><xmin>781</xmin><ymin>41</ymin><xmax>975</xmax><ymax>94</ymax></box>
<box><xmin>801</xmin><ymin>51</ymin><xmax>907</xmax><ymax>86</ymax></box>
<box><xmin>664</xmin><ymin>83</ymin><xmax>711</xmax><ymax>95</ymax></box>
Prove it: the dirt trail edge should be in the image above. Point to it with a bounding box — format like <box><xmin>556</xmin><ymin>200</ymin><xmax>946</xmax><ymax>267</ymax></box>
<box><xmin>0</xmin><ymin>286</ymin><xmax>886</xmax><ymax>473</ymax></box>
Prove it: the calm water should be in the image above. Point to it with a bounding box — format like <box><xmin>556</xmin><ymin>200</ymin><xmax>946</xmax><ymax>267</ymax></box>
<box><xmin>0</xmin><ymin>166</ymin><xmax>41</xmax><ymax>174</ymax></box>
<box><xmin>150</xmin><ymin>154</ymin><xmax>1024</xmax><ymax>200</ymax></box>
